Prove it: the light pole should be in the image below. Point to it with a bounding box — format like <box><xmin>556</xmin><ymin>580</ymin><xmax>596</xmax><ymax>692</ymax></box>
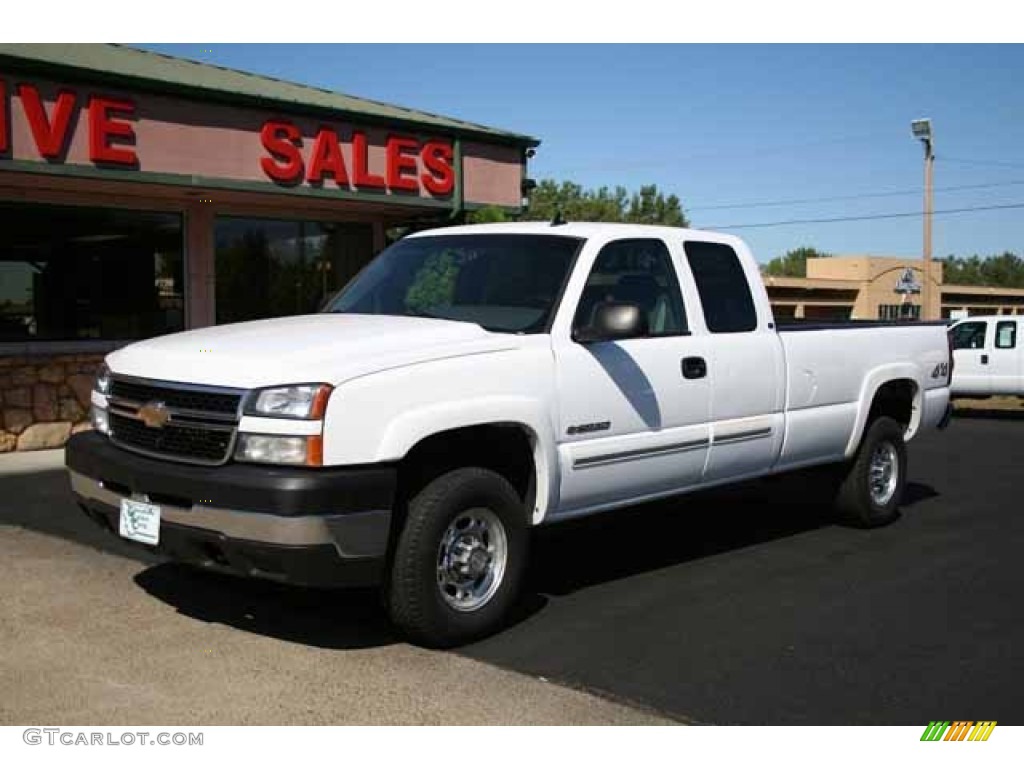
<box><xmin>912</xmin><ymin>118</ymin><xmax>935</xmax><ymax>320</ymax></box>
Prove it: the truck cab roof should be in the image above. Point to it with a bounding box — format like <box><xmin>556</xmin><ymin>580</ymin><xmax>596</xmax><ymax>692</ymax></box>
<box><xmin>406</xmin><ymin>221</ymin><xmax>741</xmax><ymax>245</ymax></box>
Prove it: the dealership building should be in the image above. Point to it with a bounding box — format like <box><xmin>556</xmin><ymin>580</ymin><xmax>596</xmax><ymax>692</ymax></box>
<box><xmin>763</xmin><ymin>256</ymin><xmax>1024</xmax><ymax>322</ymax></box>
<box><xmin>2</xmin><ymin>45</ymin><xmax>1023</xmax><ymax>454</ymax></box>
<box><xmin>0</xmin><ymin>44</ymin><xmax>536</xmax><ymax>451</ymax></box>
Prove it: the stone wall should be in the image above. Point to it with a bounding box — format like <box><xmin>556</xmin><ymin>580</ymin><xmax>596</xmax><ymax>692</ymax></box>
<box><xmin>1</xmin><ymin>354</ymin><xmax>102</xmax><ymax>452</ymax></box>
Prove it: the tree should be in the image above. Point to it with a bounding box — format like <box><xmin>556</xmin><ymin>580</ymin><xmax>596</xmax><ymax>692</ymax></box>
<box><xmin>466</xmin><ymin>206</ymin><xmax>509</xmax><ymax>224</ymax></box>
<box><xmin>522</xmin><ymin>180</ymin><xmax>628</xmax><ymax>223</ymax></box>
<box><xmin>941</xmin><ymin>252</ymin><xmax>1024</xmax><ymax>287</ymax></box>
<box><xmin>466</xmin><ymin>179</ymin><xmax>689</xmax><ymax>226</ymax></box>
<box><xmin>764</xmin><ymin>247</ymin><xmax>831</xmax><ymax>277</ymax></box>
<box><xmin>624</xmin><ymin>185</ymin><xmax>688</xmax><ymax>227</ymax></box>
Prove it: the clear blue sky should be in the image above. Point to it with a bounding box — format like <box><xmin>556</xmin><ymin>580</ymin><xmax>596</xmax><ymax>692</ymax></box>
<box><xmin>142</xmin><ymin>44</ymin><xmax>1024</xmax><ymax>263</ymax></box>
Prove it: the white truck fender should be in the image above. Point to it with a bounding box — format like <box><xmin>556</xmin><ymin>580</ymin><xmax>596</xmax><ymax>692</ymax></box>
<box><xmin>374</xmin><ymin>396</ymin><xmax>560</xmax><ymax>525</ymax></box>
<box><xmin>844</xmin><ymin>363</ymin><xmax>925</xmax><ymax>458</ymax></box>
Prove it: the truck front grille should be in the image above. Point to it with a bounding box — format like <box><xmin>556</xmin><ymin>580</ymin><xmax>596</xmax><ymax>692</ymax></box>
<box><xmin>109</xmin><ymin>379</ymin><xmax>242</xmax><ymax>416</ymax></box>
<box><xmin>109</xmin><ymin>413</ymin><xmax>234</xmax><ymax>463</ymax></box>
<box><xmin>107</xmin><ymin>376</ymin><xmax>245</xmax><ymax>465</ymax></box>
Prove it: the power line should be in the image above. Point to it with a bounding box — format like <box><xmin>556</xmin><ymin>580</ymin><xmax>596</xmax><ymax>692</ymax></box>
<box><xmin>702</xmin><ymin>201</ymin><xmax>1024</xmax><ymax>230</ymax></box>
<box><xmin>687</xmin><ymin>179</ymin><xmax>1024</xmax><ymax>212</ymax></box>
<box><xmin>940</xmin><ymin>156</ymin><xmax>1024</xmax><ymax>170</ymax></box>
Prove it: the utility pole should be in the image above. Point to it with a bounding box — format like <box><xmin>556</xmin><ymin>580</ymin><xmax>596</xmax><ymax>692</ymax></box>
<box><xmin>912</xmin><ymin>119</ymin><xmax>935</xmax><ymax>320</ymax></box>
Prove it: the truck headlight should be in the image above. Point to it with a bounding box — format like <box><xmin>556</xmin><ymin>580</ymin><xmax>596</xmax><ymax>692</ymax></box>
<box><xmin>235</xmin><ymin>434</ymin><xmax>322</xmax><ymax>466</ymax></box>
<box><xmin>94</xmin><ymin>363</ymin><xmax>111</xmax><ymax>396</ymax></box>
<box><xmin>244</xmin><ymin>384</ymin><xmax>332</xmax><ymax>419</ymax></box>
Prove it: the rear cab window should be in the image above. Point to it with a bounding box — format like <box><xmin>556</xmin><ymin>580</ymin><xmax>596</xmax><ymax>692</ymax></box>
<box><xmin>683</xmin><ymin>241</ymin><xmax>757</xmax><ymax>333</ymax></box>
<box><xmin>996</xmin><ymin>320</ymin><xmax>1017</xmax><ymax>349</ymax></box>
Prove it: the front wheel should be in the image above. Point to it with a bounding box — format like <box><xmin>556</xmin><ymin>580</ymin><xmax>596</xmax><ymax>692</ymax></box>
<box><xmin>833</xmin><ymin>416</ymin><xmax>907</xmax><ymax>528</ymax></box>
<box><xmin>386</xmin><ymin>467</ymin><xmax>528</xmax><ymax>648</ymax></box>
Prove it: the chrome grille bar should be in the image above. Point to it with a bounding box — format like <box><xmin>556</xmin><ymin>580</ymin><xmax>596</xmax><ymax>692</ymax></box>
<box><xmin>107</xmin><ymin>375</ymin><xmax>247</xmax><ymax>465</ymax></box>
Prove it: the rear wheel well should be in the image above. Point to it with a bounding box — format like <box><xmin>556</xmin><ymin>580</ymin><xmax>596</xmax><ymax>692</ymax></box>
<box><xmin>395</xmin><ymin>424</ymin><xmax>536</xmax><ymax>521</ymax></box>
<box><xmin>867</xmin><ymin>379</ymin><xmax>917</xmax><ymax>432</ymax></box>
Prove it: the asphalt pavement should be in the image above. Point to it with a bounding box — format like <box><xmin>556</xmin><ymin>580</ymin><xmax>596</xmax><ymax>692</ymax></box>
<box><xmin>465</xmin><ymin>410</ymin><xmax>1024</xmax><ymax>724</ymax></box>
<box><xmin>2</xmin><ymin>411</ymin><xmax>1021</xmax><ymax>724</ymax></box>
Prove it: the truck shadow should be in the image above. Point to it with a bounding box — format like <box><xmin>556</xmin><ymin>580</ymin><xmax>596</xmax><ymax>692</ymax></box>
<box><xmin>0</xmin><ymin>463</ymin><xmax>936</xmax><ymax>650</ymax></box>
<box><xmin>952</xmin><ymin>406</ymin><xmax>1024</xmax><ymax>421</ymax></box>
<box><xmin>132</xmin><ymin>565</ymin><xmax>398</xmax><ymax>650</ymax></box>
<box><xmin>132</xmin><ymin>562</ymin><xmax>549</xmax><ymax>650</ymax></box>
<box><xmin>524</xmin><ymin>478</ymin><xmax>938</xmax><ymax>597</ymax></box>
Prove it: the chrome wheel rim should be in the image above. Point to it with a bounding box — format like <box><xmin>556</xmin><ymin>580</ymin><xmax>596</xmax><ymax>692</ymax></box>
<box><xmin>869</xmin><ymin>442</ymin><xmax>899</xmax><ymax>506</ymax></box>
<box><xmin>437</xmin><ymin>508</ymin><xmax>508</xmax><ymax>612</ymax></box>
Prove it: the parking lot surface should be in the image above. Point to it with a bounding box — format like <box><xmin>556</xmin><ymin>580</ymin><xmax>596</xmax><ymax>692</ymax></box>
<box><xmin>0</xmin><ymin>452</ymin><xmax>668</xmax><ymax>725</ymax></box>
<box><xmin>2</xmin><ymin>411</ymin><xmax>1021</xmax><ymax>725</ymax></box>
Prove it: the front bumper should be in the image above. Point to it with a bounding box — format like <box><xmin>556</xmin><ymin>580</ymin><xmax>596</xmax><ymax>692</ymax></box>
<box><xmin>66</xmin><ymin>432</ymin><xmax>396</xmax><ymax>587</ymax></box>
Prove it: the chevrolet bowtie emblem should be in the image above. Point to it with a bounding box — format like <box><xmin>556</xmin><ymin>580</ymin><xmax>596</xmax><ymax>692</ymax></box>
<box><xmin>138</xmin><ymin>401</ymin><xmax>171</xmax><ymax>429</ymax></box>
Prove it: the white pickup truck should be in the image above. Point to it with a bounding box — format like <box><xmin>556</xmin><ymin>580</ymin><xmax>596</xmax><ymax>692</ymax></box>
<box><xmin>948</xmin><ymin>315</ymin><xmax>1024</xmax><ymax>397</ymax></box>
<box><xmin>67</xmin><ymin>222</ymin><xmax>953</xmax><ymax>646</ymax></box>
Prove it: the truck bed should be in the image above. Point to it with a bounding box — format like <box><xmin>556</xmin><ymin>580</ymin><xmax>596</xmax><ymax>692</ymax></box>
<box><xmin>774</xmin><ymin>321</ymin><xmax>951</xmax><ymax>472</ymax></box>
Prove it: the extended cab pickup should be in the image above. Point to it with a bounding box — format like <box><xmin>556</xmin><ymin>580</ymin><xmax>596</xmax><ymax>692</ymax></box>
<box><xmin>948</xmin><ymin>315</ymin><xmax>1024</xmax><ymax>397</ymax></box>
<box><xmin>66</xmin><ymin>223</ymin><xmax>953</xmax><ymax>646</ymax></box>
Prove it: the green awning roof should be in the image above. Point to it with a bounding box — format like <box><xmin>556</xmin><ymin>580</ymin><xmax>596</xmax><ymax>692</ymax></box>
<box><xmin>0</xmin><ymin>43</ymin><xmax>539</xmax><ymax>148</ymax></box>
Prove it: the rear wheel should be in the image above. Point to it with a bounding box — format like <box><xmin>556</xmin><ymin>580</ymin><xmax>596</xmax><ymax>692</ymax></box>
<box><xmin>833</xmin><ymin>416</ymin><xmax>907</xmax><ymax>528</ymax></box>
<box><xmin>386</xmin><ymin>467</ymin><xmax>527</xmax><ymax>648</ymax></box>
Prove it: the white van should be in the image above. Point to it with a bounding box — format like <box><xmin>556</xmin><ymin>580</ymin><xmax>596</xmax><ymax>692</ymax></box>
<box><xmin>949</xmin><ymin>315</ymin><xmax>1024</xmax><ymax>397</ymax></box>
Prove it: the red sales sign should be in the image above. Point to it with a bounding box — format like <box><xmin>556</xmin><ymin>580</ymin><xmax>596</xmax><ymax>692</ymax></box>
<box><xmin>0</xmin><ymin>82</ymin><xmax>137</xmax><ymax>164</ymax></box>
<box><xmin>1</xmin><ymin>81</ymin><xmax>455</xmax><ymax>197</ymax></box>
<box><xmin>259</xmin><ymin>120</ymin><xmax>455</xmax><ymax>196</ymax></box>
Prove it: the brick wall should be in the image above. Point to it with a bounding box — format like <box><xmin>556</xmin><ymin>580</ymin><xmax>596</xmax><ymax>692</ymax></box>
<box><xmin>0</xmin><ymin>354</ymin><xmax>102</xmax><ymax>452</ymax></box>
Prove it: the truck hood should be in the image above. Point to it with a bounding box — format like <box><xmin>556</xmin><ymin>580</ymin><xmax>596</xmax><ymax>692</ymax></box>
<box><xmin>106</xmin><ymin>314</ymin><xmax>520</xmax><ymax>389</ymax></box>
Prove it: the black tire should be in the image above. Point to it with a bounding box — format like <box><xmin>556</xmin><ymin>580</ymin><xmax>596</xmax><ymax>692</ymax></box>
<box><xmin>386</xmin><ymin>467</ymin><xmax>528</xmax><ymax>648</ymax></box>
<box><xmin>834</xmin><ymin>416</ymin><xmax>907</xmax><ymax>528</ymax></box>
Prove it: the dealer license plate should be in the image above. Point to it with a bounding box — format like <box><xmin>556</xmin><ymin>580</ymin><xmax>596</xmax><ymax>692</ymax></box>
<box><xmin>119</xmin><ymin>498</ymin><xmax>161</xmax><ymax>545</ymax></box>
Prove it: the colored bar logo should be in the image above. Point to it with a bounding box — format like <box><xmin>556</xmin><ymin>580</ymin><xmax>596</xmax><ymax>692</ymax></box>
<box><xmin>920</xmin><ymin>721</ymin><xmax>997</xmax><ymax>741</ymax></box>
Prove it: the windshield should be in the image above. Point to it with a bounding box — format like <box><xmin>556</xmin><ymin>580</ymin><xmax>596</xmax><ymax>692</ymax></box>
<box><xmin>325</xmin><ymin>234</ymin><xmax>583</xmax><ymax>333</ymax></box>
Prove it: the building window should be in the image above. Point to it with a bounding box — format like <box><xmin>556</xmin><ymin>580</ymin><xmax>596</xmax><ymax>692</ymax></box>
<box><xmin>878</xmin><ymin>303</ymin><xmax>920</xmax><ymax>321</ymax></box>
<box><xmin>803</xmin><ymin>305</ymin><xmax>851</xmax><ymax>321</ymax></box>
<box><xmin>0</xmin><ymin>202</ymin><xmax>183</xmax><ymax>342</ymax></box>
<box><xmin>215</xmin><ymin>217</ymin><xmax>373</xmax><ymax>325</ymax></box>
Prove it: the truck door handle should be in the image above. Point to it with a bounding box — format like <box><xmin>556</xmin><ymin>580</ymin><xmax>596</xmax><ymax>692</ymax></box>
<box><xmin>682</xmin><ymin>357</ymin><xmax>707</xmax><ymax>379</ymax></box>
<box><xmin>981</xmin><ymin>354</ymin><xmax>989</xmax><ymax>364</ymax></box>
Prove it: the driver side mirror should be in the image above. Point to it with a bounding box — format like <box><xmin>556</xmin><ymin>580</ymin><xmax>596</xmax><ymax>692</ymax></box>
<box><xmin>573</xmin><ymin>301</ymin><xmax>648</xmax><ymax>344</ymax></box>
